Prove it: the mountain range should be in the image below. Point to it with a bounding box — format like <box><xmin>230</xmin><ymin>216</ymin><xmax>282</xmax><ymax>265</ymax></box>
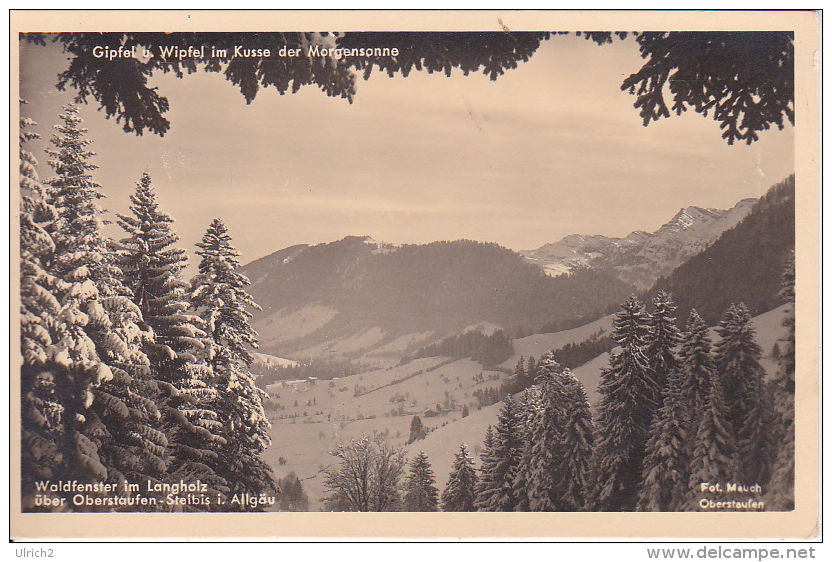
<box><xmin>242</xmin><ymin>175</ymin><xmax>794</xmax><ymax>366</ymax></box>
<box><xmin>520</xmin><ymin>198</ymin><xmax>757</xmax><ymax>289</ymax></box>
<box><xmin>241</xmin><ymin>238</ymin><xmax>632</xmax><ymax>364</ymax></box>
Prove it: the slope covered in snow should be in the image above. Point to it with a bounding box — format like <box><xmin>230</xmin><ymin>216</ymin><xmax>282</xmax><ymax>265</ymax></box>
<box><xmin>261</xmin><ymin>300</ymin><xmax>790</xmax><ymax>509</ymax></box>
<box><xmin>501</xmin><ymin>313</ymin><xmax>614</xmax><ymax>370</ymax></box>
<box><xmin>251</xmin><ymin>352</ymin><xmax>299</xmax><ymax>369</ymax></box>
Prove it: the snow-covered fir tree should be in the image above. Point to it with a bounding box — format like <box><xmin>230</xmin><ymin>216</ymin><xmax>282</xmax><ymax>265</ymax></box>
<box><xmin>191</xmin><ymin>218</ymin><xmax>275</xmax><ymax>507</ymax></box>
<box><xmin>116</xmin><ymin>173</ymin><xmax>226</xmax><ymax>502</ymax></box>
<box><xmin>404</xmin><ymin>451</ymin><xmax>439</xmax><ymax>511</ymax></box>
<box><xmin>738</xmin><ymin>385</ymin><xmax>776</xmax><ymax>488</ymax></box>
<box><xmin>474</xmin><ymin>425</ymin><xmax>499</xmax><ymax>510</ymax></box>
<box><xmin>557</xmin><ymin>368</ymin><xmax>595</xmax><ymax>511</ymax></box>
<box><xmin>645</xmin><ymin>290</ymin><xmax>681</xmax><ymax>402</ymax></box>
<box><xmin>592</xmin><ymin>295</ymin><xmax>656</xmax><ymax>511</ymax></box>
<box><xmin>678</xmin><ymin>309</ymin><xmax>715</xmax><ymax>442</ymax></box>
<box><xmin>688</xmin><ymin>372</ymin><xmax>736</xmax><ymax>511</ymax></box>
<box><xmin>524</xmin><ymin>355</ymin><xmax>565</xmax><ymax>511</ymax></box>
<box><xmin>518</xmin><ymin>355</ymin><xmax>594</xmax><ymax>512</ymax></box>
<box><xmin>441</xmin><ymin>443</ymin><xmax>478</xmax><ymax>511</ymax></box>
<box><xmin>637</xmin><ymin>371</ymin><xmax>690</xmax><ymax>511</ymax></box>
<box><xmin>43</xmin><ymin>104</ymin><xmax>161</xmax><ymax>499</ymax></box>
<box><xmin>767</xmin><ymin>250</ymin><xmax>795</xmax><ymax>509</ymax></box>
<box><xmin>511</xmin><ymin>386</ymin><xmax>540</xmax><ymax>511</ymax></box>
<box><xmin>19</xmin><ymin>103</ymin><xmax>65</xmax><ymax>509</ymax></box>
<box><xmin>480</xmin><ymin>395</ymin><xmax>524</xmax><ymax>511</ymax></box>
<box><xmin>714</xmin><ymin>303</ymin><xmax>774</xmax><ymax>486</ymax></box>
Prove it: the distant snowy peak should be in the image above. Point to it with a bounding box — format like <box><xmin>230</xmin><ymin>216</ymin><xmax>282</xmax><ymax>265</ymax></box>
<box><xmin>521</xmin><ymin>197</ymin><xmax>757</xmax><ymax>290</ymax></box>
<box><xmin>663</xmin><ymin>206</ymin><xmax>719</xmax><ymax>231</ymax></box>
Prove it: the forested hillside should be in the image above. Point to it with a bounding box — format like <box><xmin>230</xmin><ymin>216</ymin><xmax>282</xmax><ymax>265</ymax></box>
<box><xmin>650</xmin><ymin>175</ymin><xmax>795</xmax><ymax>326</ymax></box>
<box><xmin>243</xmin><ymin>238</ymin><xmax>634</xmax><ymax>357</ymax></box>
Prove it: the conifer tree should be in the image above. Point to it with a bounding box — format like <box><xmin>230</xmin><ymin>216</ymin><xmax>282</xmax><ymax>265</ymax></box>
<box><xmin>593</xmin><ymin>295</ymin><xmax>655</xmax><ymax>511</ymax></box>
<box><xmin>526</xmin><ymin>356</ymin><xmax>538</xmax><ymax>382</ymax></box>
<box><xmin>441</xmin><ymin>443</ymin><xmax>478</xmax><ymax>512</ymax></box>
<box><xmin>519</xmin><ymin>355</ymin><xmax>594</xmax><ymax>512</ymax></box>
<box><xmin>645</xmin><ymin>290</ymin><xmax>681</xmax><ymax>401</ymax></box>
<box><xmin>739</xmin><ymin>385</ymin><xmax>777</xmax><ymax>487</ymax></box>
<box><xmin>638</xmin><ymin>371</ymin><xmax>690</xmax><ymax>511</ymax></box>
<box><xmin>43</xmin><ymin>104</ymin><xmax>161</xmax><ymax>497</ymax></box>
<box><xmin>524</xmin><ymin>356</ymin><xmax>565</xmax><ymax>511</ymax></box>
<box><xmin>116</xmin><ymin>173</ymin><xmax>226</xmax><ymax>500</ymax></box>
<box><xmin>714</xmin><ymin>303</ymin><xmax>773</xmax><ymax>485</ymax></box>
<box><xmin>487</xmin><ymin>395</ymin><xmax>524</xmax><ymax>511</ymax></box>
<box><xmin>688</xmin><ymin>372</ymin><xmax>736</xmax><ymax>511</ymax></box>
<box><xmin>767</xmin><ymin>250</ymin><xmax>795</xmax><ymax>509</ymax></box>
<box><xmin>511</xmin><ymin>386</ymin><xmax>540</xmax><ymax>512</ymax></box>
<box><xmin>678</xmin><ymin>310</ymin><xmax>715</xmax><ymax>439</ymax></box>
<box><xmin>474</xmin><ymin>425</ymin><xmax>499</xmax><ymax>511</ymax></box>
<box><xmin>777</xmin><ymin>250</ymin><xmax>796</xmax><ymax>386</ymax></box>
<box><xmin>404</xmin><ymin>451</ymin><xmax>439</xmax><ymax>511</ymax></box>
<box><xmin>558</xmin><ymin>368</ymin><xmax>595</xmax><ymax>511</ymax></box>
<box><xmin>514</xmin><ymin>356</ymin><xmax>525</xmax><ymax>378</ymax></box>
<box><xmin>19</xmin><ymin>104</ymin><xmax>64</xmax><ymax>509</ymax></box>
<box><xmin>191</xmin><ymin>218</ymin><xmax>275</xmax><ymax>506</ymax></box>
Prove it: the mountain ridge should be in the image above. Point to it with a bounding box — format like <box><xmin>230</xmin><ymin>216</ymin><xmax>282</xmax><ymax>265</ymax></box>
<box><xmin>240</xmin><ymin>237</ymin><xmax>634</xmax><ymax>363</ymax></box>
<box><xmin>521</xmin><ymin>198</ymin><xmax>758</xmax><ymax>289</ymax></box>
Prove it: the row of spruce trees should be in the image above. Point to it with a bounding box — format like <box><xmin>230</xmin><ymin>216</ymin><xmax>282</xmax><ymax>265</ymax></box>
<box><xmin>404</xmin><ymin>281</ymin><xmax>794</xmax><ymax>512</ymax></box>
<box><xmin>20</xmin><ymin>104</ymin><xmax>275</xmax><ymax>511</ymax></box>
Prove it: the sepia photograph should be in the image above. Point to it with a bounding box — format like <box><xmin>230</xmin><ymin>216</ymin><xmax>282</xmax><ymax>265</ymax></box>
<box><xmin>11</xmin><ymin>10</ymin><xmax>820</xmax><ymax>540</ymax></box>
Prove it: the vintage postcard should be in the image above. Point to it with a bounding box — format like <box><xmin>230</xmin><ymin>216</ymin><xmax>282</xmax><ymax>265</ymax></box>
<box><xmin>10</xmin><ymin>10</ymin><xmax>820</xmax><ymax>540</ymax></box>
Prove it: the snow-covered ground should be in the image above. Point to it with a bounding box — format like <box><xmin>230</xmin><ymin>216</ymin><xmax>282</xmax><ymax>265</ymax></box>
<box><xmin>263</xmin><ymin>303</ymin><xmax>790</xmax><ymax>510</ymax></box>
<box><xmin>254</xmin><ymin>304</ymin><xmax>339</xmax><ymax>348</ymax></box>
<box><xmin>501</xmin><ymin>314</ymin><xmax>614</xmax><ymax>370</ymax></box>
<box><xmin>262</xmin><ymin>356</ymin><xmax>508</xmax><ymax>508</ymax></box>
<box><xmin>251</xmin><ymin>352</ymin><xmax>298</xmax><ymax>368</ymax></box>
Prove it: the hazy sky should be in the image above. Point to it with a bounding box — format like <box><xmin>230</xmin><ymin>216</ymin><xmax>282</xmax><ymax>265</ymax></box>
<box><xmin>19</xmin><ymin>34</ymin><xmax>795</xmax><ymax>266</ymax></box>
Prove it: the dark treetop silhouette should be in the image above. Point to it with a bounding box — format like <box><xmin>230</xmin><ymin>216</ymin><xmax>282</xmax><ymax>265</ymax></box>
<box><xmin>23</xmin><ymin>31</ymin><xmax>793</xmax><ymax>144</ymax></box>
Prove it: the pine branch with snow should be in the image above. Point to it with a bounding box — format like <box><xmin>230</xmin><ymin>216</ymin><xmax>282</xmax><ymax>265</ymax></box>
<box><xmin>19</xmin><ymin>102</ymin><xmax>66</xmax><ymax>510</ymax></box>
